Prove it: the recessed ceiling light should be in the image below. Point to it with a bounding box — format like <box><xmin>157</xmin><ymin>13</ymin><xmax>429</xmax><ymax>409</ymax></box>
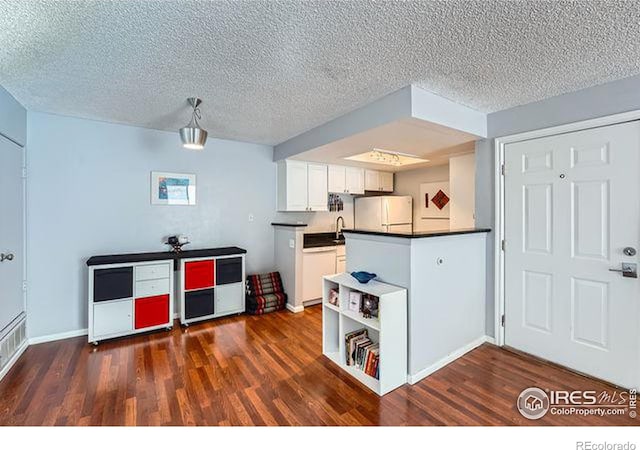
<box><xmin>344</xmin><ymin>149</ymin><xmax>429</xmax><ymax>167</ymax></box>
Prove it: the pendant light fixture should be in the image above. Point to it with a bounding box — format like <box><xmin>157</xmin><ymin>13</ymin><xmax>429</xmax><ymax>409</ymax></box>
<box><xmin>179</xmin><ymin>97</ymin><xmax>208</xmax><ymax>150</ymax></box>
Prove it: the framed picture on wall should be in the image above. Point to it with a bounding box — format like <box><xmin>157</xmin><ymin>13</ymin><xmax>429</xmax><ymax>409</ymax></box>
<box><xmin>151</xmin><ymin>171</ymin><xmax>196</xmax><ymax>205</ymax></box>
<box><xmin>420</xmin><ymin>181</ymin><xmax>450</xmax><ymax>219</ymax></box>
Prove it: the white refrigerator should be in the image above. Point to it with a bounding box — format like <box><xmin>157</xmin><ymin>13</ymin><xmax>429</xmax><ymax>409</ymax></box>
<box><xmin>354</xmin><ymin>196</ymin><xmax>413</xmax><ymax>233</ymax></box>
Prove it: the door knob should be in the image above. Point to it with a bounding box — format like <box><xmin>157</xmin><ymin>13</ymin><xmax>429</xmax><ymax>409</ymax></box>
<box><xmin>609</xmin><ymin>263</ymin><xmax>638</xmax><ymax>278</ymax></box>
<box><xmin>623</xmin><ymin>247</ymin><xmax>637</xmax><ymax>256</ymax></box>
<box><xmin>0</xmin><ymin>253</ymin><xmax>14</xmax><ymax>262</ymax></box>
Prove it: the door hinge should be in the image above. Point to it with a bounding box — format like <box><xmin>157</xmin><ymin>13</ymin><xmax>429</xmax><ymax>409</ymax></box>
<box><xmin>501</xmin><ymin>239</ymin><xmax>505</xmax><ymax>251</ymax></box>
<box><xmin>501</xmin><ymin>314</ymin><xmax>505</xmax><ymax>327</ymax></box>
<box><xmin>21</xmin><ymin>167</ymin><xmax>27</xmax><ymax>179</ymax></box>
<box><xmin>501</xmin><ymin>164</ymin><xmax>505</xmax><ymax>176</ymax></box>
<box><xmin>22</xmin><ymin>280</ymin><xmax>27</xmax><ymax>292</ymax></box>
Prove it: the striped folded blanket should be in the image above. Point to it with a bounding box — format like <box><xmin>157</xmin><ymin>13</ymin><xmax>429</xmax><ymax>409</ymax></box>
<box><xmin>246</xmin><ymin>272</ymin><xmax>284</xmax><ymax>296</ymax></box>
<box><xmin>249</xmin><ymin>304</ymin><xmax>285</xmax><ymax>315</ymax></box>
<box><xmin>247</xmin><ymin>292</ymin><xmax>287</xmax><ymax>309</ymax></box>
<box><xmin>246</xmin><ymin>272</ymin><xmax>287</xmax><ymax>315</ymax></box>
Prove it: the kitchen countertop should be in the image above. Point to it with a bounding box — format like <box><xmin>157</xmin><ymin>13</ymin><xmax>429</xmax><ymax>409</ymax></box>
<box><xmin>86</xmin><ymin>246</ymin><xmax>247</xmax><ymax>266</ymax></box>
<box><xmin>271</xmin><ymin>222</ymin><xmax>308</xmax><ymax>227</ymax></box>
<box><xmin>341</xmin><ymin>228</ymin><xmax>491</xmax><ymax>239</ymax></box>
<box><xmin>303</xmin><ymin>231</ymin><xmax>345</xmax><ymax>249</ymax></box>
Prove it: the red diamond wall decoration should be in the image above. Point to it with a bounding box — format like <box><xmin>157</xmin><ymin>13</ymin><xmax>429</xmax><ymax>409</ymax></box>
<box><xmin>431</xmin><ymin>189</ymin><xmax>450</xmax><ymax>210</ymax></box>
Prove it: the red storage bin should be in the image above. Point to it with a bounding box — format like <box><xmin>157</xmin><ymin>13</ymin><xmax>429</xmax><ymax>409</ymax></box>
<box><xmin>185</xmin><ymin>260</ymin><xmax>215</xmax><ymax>290</ymax></box>
<box><xmin>135</xmin><ymin>294</ymin><xmax>169</xmax><ymax>329</ymax></box>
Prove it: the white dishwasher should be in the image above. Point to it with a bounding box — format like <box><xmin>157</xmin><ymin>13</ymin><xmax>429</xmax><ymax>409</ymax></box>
<box><xmin>301</xmin><ymin>247</ymin><xmax>337</xmax><ymax>302</ymax></box>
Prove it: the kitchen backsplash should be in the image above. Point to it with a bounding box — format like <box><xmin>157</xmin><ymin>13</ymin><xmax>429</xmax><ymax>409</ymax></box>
<box><xmin>273</xmin><ymin>194</ymin><xmax>354</xmax><ymax>232</ymax></box>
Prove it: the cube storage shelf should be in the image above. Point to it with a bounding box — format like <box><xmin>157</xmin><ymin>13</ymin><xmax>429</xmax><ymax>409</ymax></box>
<box><xmin>179</xmin><ymin>254</ymin><xmax>246</xmax><ymax>325</ymax></box>
<box><xmin>322</xmin><ymin>273</ymin><xmax>407</xmax><ymax>396</ymax></box>
<box><xmin>87</xmin><ymin>247</ymin><xmax>247</xmax><ymax>344</ymax></box>
<box><xmin>88</xmin><ymin>259</ymin><xmax>174</xmax><ymax>345</ymax></box>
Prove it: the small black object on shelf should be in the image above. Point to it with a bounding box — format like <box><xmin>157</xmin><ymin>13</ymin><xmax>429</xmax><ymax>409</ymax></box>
<box><xmin>165</xmin><ymin>235</ymin><xmax>190</xmax><ymax>253</ymax></box>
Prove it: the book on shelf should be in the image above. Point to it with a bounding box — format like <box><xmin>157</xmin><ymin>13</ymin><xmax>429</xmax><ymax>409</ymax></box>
<box><xmin>345</xmin><ymin>328</ymin><xmax>368</xmax><ymax>365</ymax></box>
<box><xmin>344</xmin><ymin>328</ymin><xmax>380</xmax><ymax>380</ymax></box>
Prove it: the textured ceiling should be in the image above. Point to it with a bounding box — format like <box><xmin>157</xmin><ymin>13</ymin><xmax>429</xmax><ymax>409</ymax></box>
<box><xmin>1</xmin><ymin>1</ymin><xmax>639</xmax><ymax>145</ymax></box>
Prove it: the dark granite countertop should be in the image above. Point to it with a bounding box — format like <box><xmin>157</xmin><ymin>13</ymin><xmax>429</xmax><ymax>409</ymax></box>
<box><xmin>341</xmin><ymin>228</ymin><xmax>491</xmax><ymax>239</ymax></box>
<box><xmin>86</xmin><ymin>246</ymin><xmax>247</xmax><ymax>266</ymax></box>
<box><xmin>271</xmin><ymin>222</ymin><xmax>308</xmax><ymax>227</ymax></box>
<box><xmin>303</xmin><ymin>232</ymin><xmax>345</xmax><ymax>248</ymax></box>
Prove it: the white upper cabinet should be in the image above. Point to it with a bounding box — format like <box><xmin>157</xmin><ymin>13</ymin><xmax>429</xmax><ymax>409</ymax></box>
<box><xmin>364</xmin><ymin>169</ymin><xmax>380</xmax><ymax>191</ymax></box>
<box><xmin>329</xmin><ymin>165</ymin><xmax>364</xmax><ymax>195</ymax></box>
<box><xmin>277</xmin><ymin>160</ymin><xmax>328</xmax><ymax>212</ymax></box>
<box><xmin>345</xmin><ymin>166</ymin><xmax>365</xmax><ymax>195</ymax></box>
<box><xmin>379</xmin><ymin>171</ymin><xmax>394</xmax><ymax>192</ymax></box>
<box><xmin>278</xmin><ymin>160</ymin><xmax>308</xmax><ymax>211</ymax></box>
<box><xmin>307</xmin><ymin>163</ymin><xmax>329</xmax><ymax>211</ymax></box>
<box><xmin>364</xmin><ymin>169</ymin><xmax>393</xmax><ymax>192</ymax></box>
<box><xmin>328</xmin><ymin>165</ymin><xmax>346</xmax><ymax>193</ymax></box>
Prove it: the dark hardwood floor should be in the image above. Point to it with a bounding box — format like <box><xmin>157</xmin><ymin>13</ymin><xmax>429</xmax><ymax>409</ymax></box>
<box><xmin>0</xmin><ymin>305</ymin><xmax>635</xmax><ymax>426</ymax></box>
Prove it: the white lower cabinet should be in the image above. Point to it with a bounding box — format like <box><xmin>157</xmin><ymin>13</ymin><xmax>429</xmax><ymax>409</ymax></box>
<box><xmin>93</xmin><ymin>300</ymin><xmax>133</xmax><ymax>337</ymax></box>
<box><xmin>215</xmin><ymin>282</ymin><xmax>244</xmax><ymax>315</ymax></box>
<box><xmin>302</xmin><ymin>249</ymin><xmax>337</xmax><ymax>302</ymax></box>
<box><xmin>336</xmin><ymin>245</ymin><xmax>346</xmax><ymax>273</ymax></box>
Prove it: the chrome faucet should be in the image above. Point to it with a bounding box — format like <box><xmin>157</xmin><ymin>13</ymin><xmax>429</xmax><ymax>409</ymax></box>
<box><xmin>336</xmin><ymin>215</ymin><xmax>345</xmax><ymax>239</ymax></box>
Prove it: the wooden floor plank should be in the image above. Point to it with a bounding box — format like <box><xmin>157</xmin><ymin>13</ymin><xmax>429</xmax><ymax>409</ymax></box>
<box><xmin>0</xmin><ymin>306</ymin><xmax>635</xmax><ymax>426</ymax></box>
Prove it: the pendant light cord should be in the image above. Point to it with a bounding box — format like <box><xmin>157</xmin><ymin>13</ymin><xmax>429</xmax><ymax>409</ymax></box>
<box><xmin>190</xmin><ymin>104</ymin><xmax>202</xmax><ymax>127</ymax></box>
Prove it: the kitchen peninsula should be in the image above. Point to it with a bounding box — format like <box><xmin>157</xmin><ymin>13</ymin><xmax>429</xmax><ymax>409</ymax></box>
<box><xmin>273</xmin><ymin>223</ymin><xmax>347</xmax><ymax>312</ymax></box>
<box><xmin>342</xmin><ymin>228</ymin><xmax>490</xmax><ymax>384</ymax></box>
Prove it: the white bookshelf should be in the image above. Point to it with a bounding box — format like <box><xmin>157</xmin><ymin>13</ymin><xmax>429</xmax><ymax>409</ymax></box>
<box><xmin>322</xmin><ymin>273</ymin><xmax>407</xmax><ymax>396</ymax></box>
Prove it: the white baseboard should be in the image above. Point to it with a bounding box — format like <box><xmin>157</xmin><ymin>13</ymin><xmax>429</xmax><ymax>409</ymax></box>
<box><xmin>484</xmin><ymin>335</ymin><xmax>496</xmax><ymax>345</ymax></box>
<box><xmin>303</xmin><ymin>299</ymin><xmax>322</xmax><ymax>307</ymax></box>
<box><xmin>408</xmin><ymin>335</ymin><xmax>491</xmax><ymax>385</ymax></box>
<box><xmin>0</xmin><ymin>339</ymin><xmax>28</xmax><ymax>382</ymax></box>
<box><xmin>286</xmin><ymin>303</ymin><xmax>304</xmax><ymax>313</ymax></box>
<box><xmin>29</xmin><ymin>328</ymin><xmax>88</xmax><ymax>345</ymax></box>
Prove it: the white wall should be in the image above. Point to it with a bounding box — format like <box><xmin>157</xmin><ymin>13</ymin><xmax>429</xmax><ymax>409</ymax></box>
<box><xmin>488</xmin><ymin>74</ymin><xmax>640</xmax><ymax>138</ymax></box>
<box><xmin>394</xmin><ymin>164</ymin><xmax>450</xmax><ymax>231</ymax></box>
<box><xmin>449</xmin><ymin>153</ymin><xmax>476</xmax><ymax>229</ymax></box>
<box><xmin>0</xmin><ymin>85</ymin><xmax>26</xmax><ymax>146</ymax></box>
<box><xmin>26</xmin><ymin>112</ymin><xmax>276</xmax><ymax>339</ymax></box>
<box><xmin>474</xmin><ymin>138</ymin><xmax>495</xmax><ymax>338</ymax></box>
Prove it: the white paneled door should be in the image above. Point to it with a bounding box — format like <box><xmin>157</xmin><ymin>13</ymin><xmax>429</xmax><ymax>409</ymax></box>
<box><xmin>0</xmin><ymin>137</ymin><xmax>25</xmax><ymax>332</ymax></box>
<box><xmin>505</xmin><ymin>121</ymin><xmax>640</xmax><ymax>388</ymax></box>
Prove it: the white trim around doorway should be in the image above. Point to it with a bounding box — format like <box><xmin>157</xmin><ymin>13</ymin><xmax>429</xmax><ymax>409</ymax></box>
<box><xmin>493</xmin><ymin>109</ymin><xmax>640</xmax><ymax>347</ymax></box>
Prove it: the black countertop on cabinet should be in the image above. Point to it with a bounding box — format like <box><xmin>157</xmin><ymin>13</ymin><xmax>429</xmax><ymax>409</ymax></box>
<box><xmin>303</xmin><ymin>232</ymin><xmax>345</xmax><ymax>248</ymax></box>
<box><xmin>271</xmin><ymin>222</ymin><xmax>308</xmax><ymax>227</ymax></box>
<box><xmin>341</xmin><ymin>228</ymin><xmax>491</xmax><ymax>239</ymax></box>
<box><xmin>86</xmin><ymin>246</ymin><xmax>247</xmax><ymax>266</ymax></box>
